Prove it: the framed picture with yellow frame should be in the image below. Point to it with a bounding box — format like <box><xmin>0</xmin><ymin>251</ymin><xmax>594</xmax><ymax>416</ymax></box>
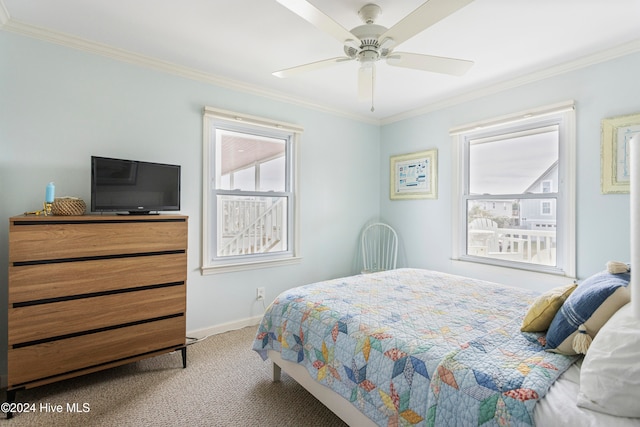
<box><xmin>601</xmin><ymin>112</ymin><xmax>640</xmax><ymax>194</ymax></box>
<box><xmin>390</xmin><ymin>149</ymin><xmax>437</xmax><ymax>200</ymax></box>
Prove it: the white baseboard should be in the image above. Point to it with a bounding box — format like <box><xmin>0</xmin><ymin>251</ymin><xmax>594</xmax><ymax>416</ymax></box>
<box><xmin>186</xmin><ymin>315</ymin><xmax>263</xmax><ymax>340</ymax></box>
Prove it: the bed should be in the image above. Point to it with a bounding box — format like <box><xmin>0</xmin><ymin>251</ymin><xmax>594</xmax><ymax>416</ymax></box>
<box><xmin>252</xmin><ymin>267</ymin><xmax>640</xmax><ymax>426</ymax></box>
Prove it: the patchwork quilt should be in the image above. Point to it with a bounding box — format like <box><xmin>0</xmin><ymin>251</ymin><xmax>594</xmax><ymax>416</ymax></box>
<box><xmin>252</xmin><ymin>269</ymin><xmax>576</xmax><ymax>426</ymax></box>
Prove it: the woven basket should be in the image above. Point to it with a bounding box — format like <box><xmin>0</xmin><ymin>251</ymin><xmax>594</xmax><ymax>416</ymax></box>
<box><xmin>51</xmin><ymin>197</ymin><xmax>86</xmax><ymax>216</ymax></box>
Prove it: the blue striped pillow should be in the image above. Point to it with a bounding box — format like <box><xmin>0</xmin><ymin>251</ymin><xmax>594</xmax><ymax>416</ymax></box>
<box><xmin>545</xmin><ymin>269</ymin><xmax>630</xmax><ymax>355</ymax></box>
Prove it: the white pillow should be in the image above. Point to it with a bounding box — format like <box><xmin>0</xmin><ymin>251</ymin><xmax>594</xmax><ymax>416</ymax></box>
<box><xmin>577</xmin><ymin>303</ymin><xmax>640</xmax><ymax>417</ymax></box>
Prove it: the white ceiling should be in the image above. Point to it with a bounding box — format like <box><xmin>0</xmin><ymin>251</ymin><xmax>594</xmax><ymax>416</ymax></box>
<box><xmin>2</xmin><ymin>0</ymin><xmax>640</xmax><ymax>123</ymax></box>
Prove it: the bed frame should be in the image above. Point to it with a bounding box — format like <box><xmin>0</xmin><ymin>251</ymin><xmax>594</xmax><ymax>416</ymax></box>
<box><xmin>268</xmin><ymin>350</ymin><xmax>376</xmax><ymax>427</ymax></box>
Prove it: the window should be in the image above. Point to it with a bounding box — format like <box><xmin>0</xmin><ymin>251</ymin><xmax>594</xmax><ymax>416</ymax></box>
<box><xmin>202</xmin><ymin>107</ymin><xmax>302</xmax><ymax>273</ymax></box>
<box><xmin>451</xmin><ymin>102</ymin><xmax>575</xmax><ymax>276</ymax></box>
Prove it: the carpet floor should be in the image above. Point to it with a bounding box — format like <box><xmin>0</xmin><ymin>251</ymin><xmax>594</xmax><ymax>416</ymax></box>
<box><xmin>1</xmin><ymin>326</ymin><xmax>349</xmax><ymax>427</ymax></box>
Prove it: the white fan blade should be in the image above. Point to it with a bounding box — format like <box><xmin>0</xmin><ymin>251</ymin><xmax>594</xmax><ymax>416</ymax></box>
<box><xmin>358</xmin><ymin>65</ymin><xmax>374</xmax><ymax>101</ymax></box>
<box><xmin>276</xmin><ymin>0</ymin><xmax>357</xmax><ymax>46</ymax></box>
<box><xmin>273</xmin><ymin>57</ymin><xmax>352</xmax><ymax>78</ymax></box>
<box><xmin>358</xmin><ymin>64</ymin><xmax>377</xmax><ymax>112</ymax></box>
<box><xmin>379</xmin><ymin>0</ymin><xmax>474</xmax><ymax>48</ymax></box>
<box><xmin>387</xmin><ymin>52</ymin><xmax>473</xmax><ymax>76</ymax></box>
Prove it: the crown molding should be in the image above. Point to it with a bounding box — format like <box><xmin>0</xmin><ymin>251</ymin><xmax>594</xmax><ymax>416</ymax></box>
<box><xmin>382</xmin><ymin>38</ymin><xmax>640</xmax><ymax>125</ymax></box>
<box><xmin>1</xmin><ymin>19</ymin><xmax>380</xmax><ymax>126</ymax></box>
<box><xmin>3</xmin><ymin>9</ymin><xmax>639</xmax><ymax>127</ymax></box>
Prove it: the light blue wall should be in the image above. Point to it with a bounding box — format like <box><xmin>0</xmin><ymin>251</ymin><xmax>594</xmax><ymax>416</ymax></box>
<box><xmin>2</xmin><ymin>27</ymin><xmax>639</xmax><ymax>383</ymax></box>
<box><xmin>381</xmin><ymin>51</ymin><xmax>640</xmax><ymax>290</ymax></box>
<box><xmin>0</xmin><ymin>31</ymin><xmax>381</xmax><ymax>376</ymax></box>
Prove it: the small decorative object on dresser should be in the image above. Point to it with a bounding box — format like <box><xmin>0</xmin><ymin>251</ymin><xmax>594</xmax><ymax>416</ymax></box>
<box><xmin>44</xmin><ymin>182</ymin><xmax>55</xmax><ymax>215</ymax></box>
<box><xmin>6</xmin><ymin>214</ymin><xmax>188</xmax><ymax>419</ymax></box>
<box><xmin>51</xmin><ymin>196</ymin><xmax>86</xmax><ymax>215</ymax></box>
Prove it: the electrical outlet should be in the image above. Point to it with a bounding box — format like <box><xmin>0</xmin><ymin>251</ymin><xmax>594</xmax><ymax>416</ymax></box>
<box><xmin>256</xmin><ymin>287</ymin><xmax>265</xmax><ymax>300</ymax></box>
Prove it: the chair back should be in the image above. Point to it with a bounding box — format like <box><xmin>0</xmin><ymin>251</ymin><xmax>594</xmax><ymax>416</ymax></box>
<box><xmin>361</xmin><ymin>223</ymin><xmax>398</xmax><ymax>273</ymax></box>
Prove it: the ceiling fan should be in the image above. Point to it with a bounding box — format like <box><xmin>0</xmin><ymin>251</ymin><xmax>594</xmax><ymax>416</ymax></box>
<box><xmin>273</xmin><ymin>0</ymin><xmax>475</xmax><ymax>111</ymax></box>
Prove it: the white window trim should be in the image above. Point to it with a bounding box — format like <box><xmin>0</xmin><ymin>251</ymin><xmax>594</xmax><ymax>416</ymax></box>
<box><xmin>201</xmin><ymin>107</ymin><xmax>303</xmax><ymax>274</ymax></box>
<box><xmin>450</xmin><ymin>101</ymin><xmax>576</xmax><ymax>278</ymax></box>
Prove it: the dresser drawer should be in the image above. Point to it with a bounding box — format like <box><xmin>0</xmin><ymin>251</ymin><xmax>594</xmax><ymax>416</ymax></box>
<box><xmin>8</xmin><ymin>315</ymin><xmax>185</xmax><ymax>387</ymax></box>
<box><xmin>9</xmin><ymin>219</ymin><xmax>187</xmax><ymax>262</ymax></box>
<box><xmin>9</xmin><ymin>253</ymin><xmax>186</xmax><ymax>304</ymax></box>
<box><xmin>9</xmin><ymin>283</ymin><xmax>186</xmax><ymax>345</ymax></box>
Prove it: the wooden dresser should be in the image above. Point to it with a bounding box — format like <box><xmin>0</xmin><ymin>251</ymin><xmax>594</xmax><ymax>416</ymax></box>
<box><xmin>7</xmin><ymin>214</ymin><xmax>188</xmax><ymax>411</ymax></box>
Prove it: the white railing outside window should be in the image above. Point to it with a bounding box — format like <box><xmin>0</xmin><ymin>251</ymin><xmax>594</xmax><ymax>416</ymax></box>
<box><xmin>468</xmin><ymin>226</ymin><xmax>556</xmax><ymax>265</ymax></box>
<box><xmin>218</xmin><ymin>196</ymin><xmax>286</xmax><ymax>256</ymax></box>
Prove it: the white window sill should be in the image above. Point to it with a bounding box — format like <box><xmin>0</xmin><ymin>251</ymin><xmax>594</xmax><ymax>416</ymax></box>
<box><xmin>449</xmin><ymin>257</ymin><xmax>576</xmax><ymax>293</ymax></box>
<box><xmin>201</xmin><ymin>256</ymin><xmax>302</xmax><ymax>275</ymax></box>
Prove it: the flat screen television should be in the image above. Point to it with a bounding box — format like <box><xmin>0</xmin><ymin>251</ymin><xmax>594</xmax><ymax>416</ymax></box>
<box><xmin>91</xmin><ymin>156</ymin><xmax>181</xmax><ymax>214</ymax></box>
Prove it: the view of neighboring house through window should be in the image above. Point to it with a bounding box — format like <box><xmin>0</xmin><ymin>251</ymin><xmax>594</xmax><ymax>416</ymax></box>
<box><xmin>453</xmin><ymin>102</ymin><xmax>576</xmax><ymax>276</ymax></box>
<box><xmin>202</xmin><ymin>107</ymin><xmax>302</xmax><ymax>273</ymax></box>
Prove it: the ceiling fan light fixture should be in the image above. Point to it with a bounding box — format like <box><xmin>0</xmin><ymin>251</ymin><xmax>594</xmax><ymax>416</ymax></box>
<box><xmin>344</xmin><ymin>38</ymin><xmax>360</xmax><ymax>50</ymax></box>
<box><xmin>379</xmin><ymin>37</ymin><xmax>395</xmax><ymax>50</ymax></box>
<box><xmin>358</xmin><ymin>49</ymin><xmax>379</xmax><ymax>63</ymax></box>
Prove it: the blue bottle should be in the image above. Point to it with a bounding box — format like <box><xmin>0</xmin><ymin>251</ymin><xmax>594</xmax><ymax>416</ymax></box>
<box><xmin>46</xmin><ymin>182</ymin><xmax>55</xmax><ymax>203</ymax></box>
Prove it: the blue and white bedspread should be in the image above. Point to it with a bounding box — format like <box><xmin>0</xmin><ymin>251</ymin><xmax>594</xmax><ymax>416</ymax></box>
<box><xmin>252</xmin><ymin>268</ymin><xmax>576</xmax><ymax>426</ymax></box>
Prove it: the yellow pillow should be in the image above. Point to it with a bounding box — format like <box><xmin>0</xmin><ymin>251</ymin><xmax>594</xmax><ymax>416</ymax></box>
<box><xmin>521</xmin><ymin>282</ymin><xmax>577</xmax><ymax>332</ymax></box>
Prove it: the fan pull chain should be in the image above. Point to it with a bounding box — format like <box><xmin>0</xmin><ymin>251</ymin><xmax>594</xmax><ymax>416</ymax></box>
<box><xmin>370</xmin><ymin>65</ymin><xmax>375</xmax><ymax>112</ymax></box>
